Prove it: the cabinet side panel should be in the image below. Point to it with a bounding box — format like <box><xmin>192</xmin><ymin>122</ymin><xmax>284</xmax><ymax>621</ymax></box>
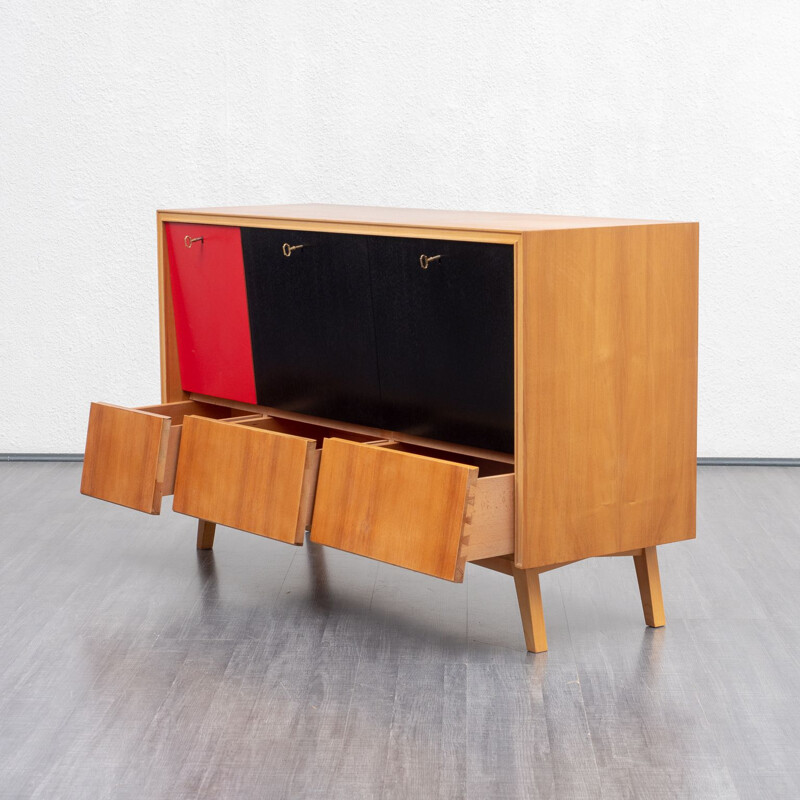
<box><xmin>516</xmin><ymin>224</ymin><xmax>698</xmax><ymax>568</ymax></box>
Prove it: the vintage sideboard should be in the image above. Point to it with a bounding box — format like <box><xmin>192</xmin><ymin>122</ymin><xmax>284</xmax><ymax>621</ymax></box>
<box><xmin>80</xmin><ymin>204</ymin><xmax>698</xmax><ymax>652</ymax></box>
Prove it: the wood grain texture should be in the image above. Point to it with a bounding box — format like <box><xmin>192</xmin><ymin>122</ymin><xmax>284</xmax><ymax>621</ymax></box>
<box><xmin>81</xmin><ymin>402</ymin><xmax>171</xmax><ymax>513</ymax></box>
<box><xmin>512</xmin><ymin>566</ymin><xmax>548</xmax><ymax>653</ymax></box>
<box><xmin>516</xmin><ymin>222</ymin><xmax>699</xmax><ymax>568</ymax></box>
<box><xmin>634</xmin><ymin>545</ymin><xmax>666</xmax><ymax>627</ymax></box>
<box><xmin>137</xmin><ymin>401</ymin><xmax>237</xmax><ymax>497</ymax></box>
<box><xmin>310</xmin><ymin>438</ymin><xmax>478</xmax><ymax>581</ymax></box>
<box><xmin>298</xmin><ymin>448</ymin><xmax>321</xmax><ymax>532</ymax></box>
<box><xmin>161</xmin><ymin>424</ymin><xmax>181</xmax><ymax>496</ymax></box>
<box><xmin>172</xmin><ymin>415</ymin><xmax>316</xmax><ymax>543</ymax></box>
<box><xmin>81</xmin><ymin>400</ymin><xmax>241</xmax><ymax>513</ymax></box>
<box><xmin>460</xmin><ymin>474</ymin><xmax>514</xmax><ymax>561</ymax></box>
<box><xmin>159</xmin><ymin>203</ymin><xmax>675</xmax><ymax>233</ymax></box>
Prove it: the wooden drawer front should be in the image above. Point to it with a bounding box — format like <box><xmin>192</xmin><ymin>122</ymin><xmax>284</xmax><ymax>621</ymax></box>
<box><xmin>172</xmin><ymin>416</ymin><xmax>318</xmax><ymax>544</ymax></box>
<box><xmin>165</xmin><ymin>222</ymin><xmax>257</xmax><ymax>404</ymax></box>
<box><xmin>81</xmin><ymin>400</ymin><xmax>236</xmax><ymax>514</ymax></box>
<box><xmin>310</xmin><ymin>439</ymin><xmax>480</xmax><ymax>581</ymax></box>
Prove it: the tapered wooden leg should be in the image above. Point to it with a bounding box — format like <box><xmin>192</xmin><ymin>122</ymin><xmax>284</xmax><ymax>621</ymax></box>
<box><xmin>633</xmin><ymin>546</ymin><xmax>665</xmax><ymax>627</ymax></box>
<box><xmin>196</xmin><ymin>519</ymin><xmax>216</xmax><ymax>550</ymax></box>
<box><xmin>512</xmin><ymin>566</ymin><xmax>548</xmax><ymax>653</ymax></box>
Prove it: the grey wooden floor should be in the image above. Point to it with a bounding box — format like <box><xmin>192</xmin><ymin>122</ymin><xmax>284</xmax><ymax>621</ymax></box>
<box><xmin>1</xmin><ymin>464</ymin><xmax>799</xmax><ymax>799</ymax></box>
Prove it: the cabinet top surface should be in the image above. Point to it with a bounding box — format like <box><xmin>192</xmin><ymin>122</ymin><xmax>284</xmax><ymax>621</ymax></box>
<box><xmin>159</xmin><ymin>203</ymin><xmax>688</xmax><ymax>234</ymax></box>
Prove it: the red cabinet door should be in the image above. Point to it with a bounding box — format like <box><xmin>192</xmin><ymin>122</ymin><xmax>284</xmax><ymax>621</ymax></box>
<box><xmin>165</xmin><ymin>223</ymin><xmax>256</xmax><ymax>404</ymax></box>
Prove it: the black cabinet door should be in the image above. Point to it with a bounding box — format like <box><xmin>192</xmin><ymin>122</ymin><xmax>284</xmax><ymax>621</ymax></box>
<box><xmin>367</xmin><ymin>235</ymin><xmax>514</xmax><ymax>453</ymax></box>
<box><xmin>241</xmin><ymin>228</ymin><xmax>383</xmax><ymax>427</ymax></box>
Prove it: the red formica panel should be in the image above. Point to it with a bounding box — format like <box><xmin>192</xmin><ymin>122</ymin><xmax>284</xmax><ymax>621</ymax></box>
<box><xmin>165</xmin><ymin>223</ymin><xmax>257</xmax><ymax>404</ymax></box>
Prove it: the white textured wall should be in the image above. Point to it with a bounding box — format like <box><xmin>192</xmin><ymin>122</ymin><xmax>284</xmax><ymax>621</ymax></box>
<box><xmin>2</xmin><ymin>1</ymin><xmax>799</xmax><ymax>456</ymax></box>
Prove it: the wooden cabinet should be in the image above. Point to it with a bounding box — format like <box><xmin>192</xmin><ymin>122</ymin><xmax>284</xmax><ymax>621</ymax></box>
<box><xmin>81</xmin><ymin>204</ymin><xmax>699</xmax><ymax>653</ymax></box>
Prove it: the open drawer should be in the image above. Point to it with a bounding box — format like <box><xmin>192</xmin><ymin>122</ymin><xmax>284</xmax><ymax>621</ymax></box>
<box><xmin>81</xmin><ymin>400</ymin><xmax>247</xmax><ymax>514</ymax></box>
<box><xmin>171</xmin><ymin>416</ymin><xmax>384</xmax><ymax>544</ymax></box>
<box><xmin>310</xmin><ymin>439</ymin><xmax>514</xmax><ymax>581</ymax></box>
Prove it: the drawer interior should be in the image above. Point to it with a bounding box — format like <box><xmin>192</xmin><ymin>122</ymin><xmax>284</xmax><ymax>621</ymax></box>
<box><xmin>135</xmin><ymin>400</ymin><xmax>240</xmax><ymax>424</ymax></box>
<box><xmin>371</xmin><ymin>440</ymin><xmax>514</xmax><ymax>476</ymax></box>
<box><xmin>222</xmin><ymin>416</ymin><xmax>386</xmax><ymax>448</ymax></box>
<box><xmin>137</xmin><ymin>401</ymin><xmax>246</xmax><ymax>496</ymax></box>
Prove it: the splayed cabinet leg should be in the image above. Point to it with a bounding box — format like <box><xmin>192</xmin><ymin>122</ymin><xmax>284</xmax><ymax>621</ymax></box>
<box><xmin>633</xmin><ymin>546</ymin><xmax>665</xmax><ymax>628</ymax></box>
<box><xmin>196</xmin><ymin>519</ymin><xmax>216</xmax><ymax>550</ymax></box>
<box><xmin>512</xmin><ymin>566</ymin><xmax>548</xmax><ymax>653</ymax></box>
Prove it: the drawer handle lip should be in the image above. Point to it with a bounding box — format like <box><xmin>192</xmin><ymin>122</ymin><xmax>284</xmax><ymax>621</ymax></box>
<box><xmin>419</xmin><ymin>254</ymin><xmax>441</xmax><ymax>269</ymax></box>
<box><xmin>282</xmin><ymin>243</ymin><xmax>304</xmax><ymax>257</ymax></box>
<box><xmin>184</xmin><ymin>235</ymin><xmax>203</xmax><ymax>248</ymax></box>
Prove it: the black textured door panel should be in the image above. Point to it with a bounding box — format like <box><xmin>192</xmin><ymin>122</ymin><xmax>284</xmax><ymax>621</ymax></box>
<box><xmin>367</xmin><ymin>235</ymin><xmax>514</xmax><ymax>452</ymax></box>
<box><xmin>241</xmin><ymin>228</ymin><xmax>383</xmax><ymax>427</ymax></box>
